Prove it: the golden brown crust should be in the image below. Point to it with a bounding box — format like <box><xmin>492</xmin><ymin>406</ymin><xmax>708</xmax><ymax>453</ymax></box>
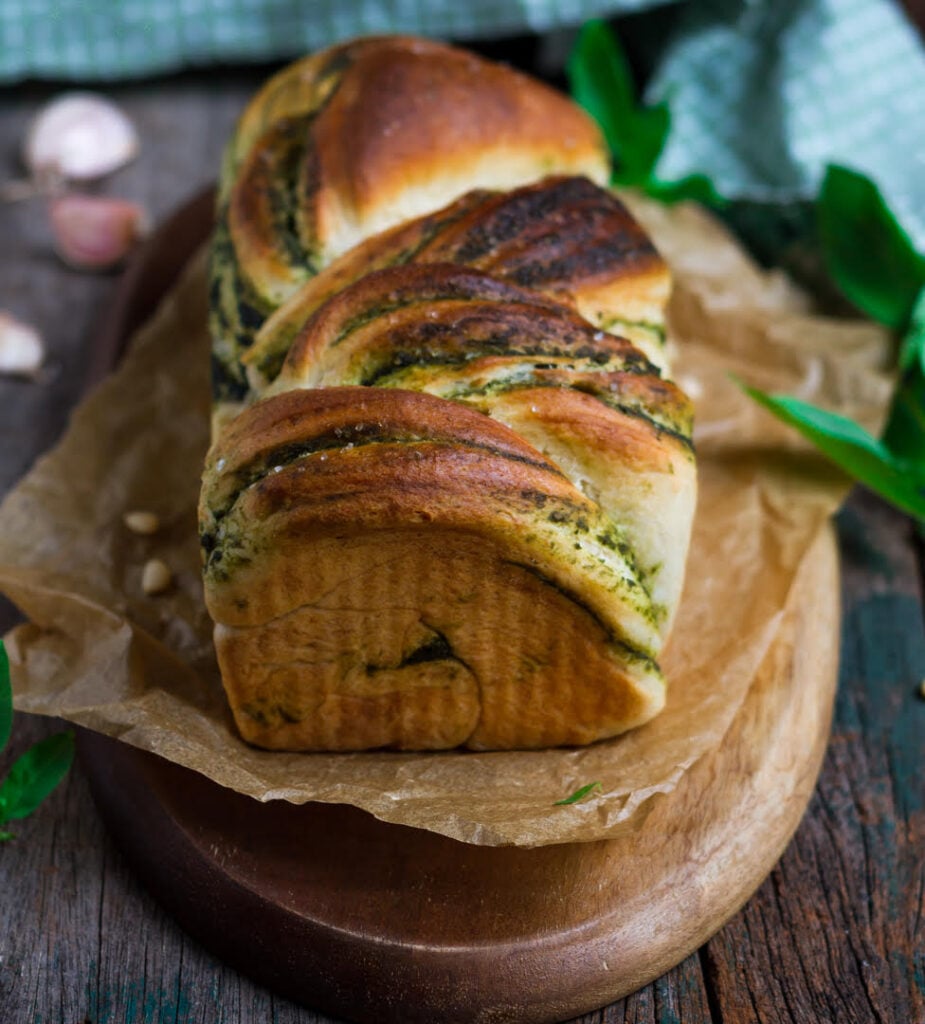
<box><xmin>481</xmin><ymin>386</ymin><xmax>696</xmax><ymax>636</ymax></box>
<box><xmin>243</xmin><ymin>190</ymin><xmax>493</xmax><ymax>381</ymax></box>
<box><xmin>201</xmin><ymin>383</ymin><xmax>562</xmax><ymax>520</ymax></box>
<box><xmin>310</xmin><ymin>40</ymin><xmax>609</xmax><ymax>246</ymax></box>
<box><xmin>243</xmin><ymin>259</ymin><xmax>694</xmax><ymax>641</ymax></box>
<box><xmin>211</xmin><ymin>38</ymin><xmax>610</xmax><ymax>399</ymax></box>
<box><xmin>204</xmin><ymin>38</ymin><xmax>696</xmax><ymax>752</ymax></box>
<box><xmin>202</xmin><ymin>384</ymin><xmax>668</xmax><ymax>752</ymax></box>
<box><xmin>272</xmin><ymin>263</ymin><xmax>646</xmax><ymax>388</ymax></box>
<box><xmin>201</xmin><ymin>387</ymin><xmax>660</xmax><ymax>652</ymax></box>
<box><xmin>243</xmin><ymin>177</ymin><xmax>671</xmax><ymax>390</ymax></box>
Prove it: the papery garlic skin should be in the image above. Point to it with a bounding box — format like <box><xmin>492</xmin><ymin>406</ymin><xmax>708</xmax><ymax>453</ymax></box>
<box><xmin>24</xmin><ymin>93</ymin><xmax>138</xmax><ymax>181</ymax></box>
<box><xmin>0</xmin><ymin>314</ymin><xmax>44</xmax><ymax>377</ymax></box>
<box><xmin>50</xmin><ymin>195</ymin><xmax>147</xmax><ymax>270</ymax></box>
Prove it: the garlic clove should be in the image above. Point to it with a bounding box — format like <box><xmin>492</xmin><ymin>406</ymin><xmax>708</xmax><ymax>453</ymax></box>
<box><xmin>24</xmin><ymin>93</ymin><xmax>138</xmax><ymax>182</ymax></box>
<box><xmin>0</xmin><ymin>313</ymin><xmax>44</xmax><ymax>378</ymax></box>
<box><xmin>50</xmin><ymin>194</ymin><xmax>148</xmax><ymax>270</ymax></box>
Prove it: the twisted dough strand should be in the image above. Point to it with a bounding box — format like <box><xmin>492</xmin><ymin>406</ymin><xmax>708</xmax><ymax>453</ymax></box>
<box><xmin>202</xmin><ymin>37</ymin><xmax>696</xmax><ymax>751</ymax></box>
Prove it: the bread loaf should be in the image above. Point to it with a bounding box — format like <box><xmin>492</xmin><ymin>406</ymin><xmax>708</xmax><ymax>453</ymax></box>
<box><xmin>201</xmin><ymin>36</ymin><xmax>697</xmax><ymax>751</ymax></box>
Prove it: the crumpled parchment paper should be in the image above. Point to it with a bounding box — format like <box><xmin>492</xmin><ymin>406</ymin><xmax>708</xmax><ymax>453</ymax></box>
<box><xmin>0</xmin><ymin>195</ymin><xmax>894</xmax><ymax>847</ymax></box>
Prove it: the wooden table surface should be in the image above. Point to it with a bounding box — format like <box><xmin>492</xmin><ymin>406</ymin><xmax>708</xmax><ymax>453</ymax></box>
<box><xmin>1</xmin><ymin>58</ymin><xmax>924</xmax><ymax>1024</ymax></box>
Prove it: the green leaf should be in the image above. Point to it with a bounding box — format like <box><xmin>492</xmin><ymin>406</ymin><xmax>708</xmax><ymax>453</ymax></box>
<box><xmin>0</xmin><ymin>830</ymin><xmax>15</xmax><ymax>843</ymax></box>
<box><xmin>886</xmin><ymin>291</ymin><xmax>925</xmax><ymax>468</ymax></box>
<box><xmin>818</xmin><ymin>165</ymin><xmax>925</xmax><ymax>330</ymax></box>
<box><xmin>882</xmin><ymin>367</ymin><xmax>925</xmax><ymax>469</ymax></box>
<box><xmin>0</xmin><ymin>640</ymin><xmax>11</xmax><ymax>754</ymax></box>
<box><xmin>898</xmin><ymin>286</ymin><xmax>925</xmax><ymax>376</ymax></box>
<box><xmin>645</xmin><ymin>172</ymin><xmax>728</xmax><ymax>209</ymax></box>
<box><xmin>567</xmin><ymin>20</ymin><xmax>724</xmax><ymax>205</ymax></box>
<box><xmin>554</xmin><ymin>781</ymin><xmax>602</xmax><ymax>806</ymax></box>
<box><xmin>567</xmin><ymin>20</ymin><xmax>669</xmax><ymax>185</ymax></box>
<box><xmin>0</xmin><ymin>731</ymin><xmax>74</xmax><ymax>823</ymax></box>
<box><xmin>739</xmin><ymin>380</ymin><xmax>925</xmax><ymax>521</ymax></box>
<box><xmin>615</xmin><ymin>102</ymin><xmax>671</xmax><ymax>185</ymax></box>
<box><xmin>567</xmin><ymin>21</ymin><xmax>639</xmax><ymax>169</ymax></box>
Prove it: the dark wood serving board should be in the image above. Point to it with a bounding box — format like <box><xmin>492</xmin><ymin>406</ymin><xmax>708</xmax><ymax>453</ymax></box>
<box><xmin>79</xmin><ymin>191</ymin><xmax>842</xmax><ymax>1024</ymax></box>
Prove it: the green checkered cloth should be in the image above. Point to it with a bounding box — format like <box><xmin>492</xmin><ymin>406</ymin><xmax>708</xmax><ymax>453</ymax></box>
<box><xmin>3</xmin><ymin>0</ymin><xmax>923</xmax><ymax>246</ymax></box>
<box><xmin>648</xmin><ymin>0</ymin><xmax>925</xmax><ymax>248</ymax></box>
<box><xmin>0</xmin><ymin>0</ymin><xmax>654</xmax><ymax>81</ymax></box>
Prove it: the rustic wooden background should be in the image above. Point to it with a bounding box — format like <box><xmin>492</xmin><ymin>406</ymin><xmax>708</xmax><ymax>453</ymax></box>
<box><xmin>1</xmin><ymin>33</ymin><xmax>924</xmax><ymax>1024</ymax></box>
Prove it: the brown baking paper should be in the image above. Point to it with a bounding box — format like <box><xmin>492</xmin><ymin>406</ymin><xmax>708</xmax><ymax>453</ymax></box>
<box><xmin>0</xmin><ymin>197</ymin><xmax>894</xmax><ymax>847</ymax></box>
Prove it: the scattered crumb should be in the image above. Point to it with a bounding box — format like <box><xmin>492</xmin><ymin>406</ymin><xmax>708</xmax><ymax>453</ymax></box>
<box><xmin>677</xmin><ymin>374</ymin><xmax>703</xmax><ymax>401</ymax></box>
<box><xmin>123</xmin><ymin>509</ymin><xmax>160</xmax><ymax>535</ymax></box>
<box><xmin>141</xmin><ymin>558</ymin><xmax>172</xmax><ymax>595</ymax></box>
<box><xmin>0</xmin><ymin>312</ymin><xmax>44</xmax><ymax>377</ymax></box>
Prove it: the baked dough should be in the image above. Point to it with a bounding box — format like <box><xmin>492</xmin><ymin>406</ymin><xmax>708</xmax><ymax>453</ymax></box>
<box><xmin>201</xmin><ymin>37</ymin><xmax>696</xmax><ymax>751</ymax></box>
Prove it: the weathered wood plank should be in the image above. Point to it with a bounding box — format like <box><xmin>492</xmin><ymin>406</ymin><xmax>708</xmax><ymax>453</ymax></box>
<box><xmin>575</xmin><ymin>953</ymin><xmax>715</xmax><ymax>1023</ymax></box>
<box><xmin>0</xmin><ymin>713</ymin><xmax>103</xmax><ymax>1023</ymax></box>
<box><xmin>702</xmin><ymin>490</ymin><xmax>925</xmax><ymax>1024</ymax></box>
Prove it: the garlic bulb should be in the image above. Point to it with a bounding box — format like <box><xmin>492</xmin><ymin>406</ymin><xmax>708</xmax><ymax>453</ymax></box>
<box><xmin>24</xmin><ymin>93</ymin><xmax>138</xmax><ymax>182</ymax></box>
<box><xmin>0</xmin><ymin>313</ymin><xmax>44</xmax><ymax>377</ymax></box>
<box><xmin>50</xmin><ymin>195</ymin><xmax>147</xmax><ymax>270</ymax></box>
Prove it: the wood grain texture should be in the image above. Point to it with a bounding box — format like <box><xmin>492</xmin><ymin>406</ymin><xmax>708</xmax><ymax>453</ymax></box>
<box><xmin>1</xmin><ymin>57</ymin><xmax>923</xmax><ymax>1024</ymax></box>
<box><xmin>76</xmin><ymin>518</ymin><xmax>837</xmax><ymax>1024</ymax></box>
<box><xmin>701</xmin><ymin>491</ymin><xmax>925</xmax><ymax>1024</ymax></box>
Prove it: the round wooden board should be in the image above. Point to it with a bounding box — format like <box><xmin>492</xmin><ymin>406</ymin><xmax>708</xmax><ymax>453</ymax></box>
<box><xmin>80</xmin><ymin>190</ymin><xmax>842</xmax><ymax>1024</ymax></box>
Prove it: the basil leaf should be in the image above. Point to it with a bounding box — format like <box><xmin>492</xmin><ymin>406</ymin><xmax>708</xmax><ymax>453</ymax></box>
<box><xmin>886</xmin><ymin>292</ymin><xmax>925</xmax><ymax>469</ymax></box>
<box><xmin>818</xmin><ymin>165</ymin><xmax>925</xmax><ymax>330</ymax></box>
<box><xmin>554</xmin><ymin>781</ymin><xmax>602</xmax><ymax>806</ymax></box>
<box><xmin>898</xmin><ymin>286</ymin><xmax>925</xmax><ymax>376</ymax></box>
<box><xmin>646</xmin><ymin>172</ymin><xmax>727</xmax><ymax>209</ymax></box>
<box><xmin>567</xmin><ymin>20</ymin><xmax>644</xmax><ymax>176</ymax></box>
<box><xmin>0</xmin><ymin>731</ymin><xmax>74</xmax><ymax>823</ymax></box>
<box><xmin>568</xmin><ymin>20</ymin><xmax>723</xmax><ymax>205</ymax></box>
<box><xmin>567</xmin><ymin>20</ymin><xmax>669</xmax><ymax>184</ymax></box>
<box><xmin>0</xmin><ymin>640</ymin><xmax>11</xmax><ymax>754</ymax></box>
<box><xmin>882</xmin><ymin>367</ymin><xmax>925</xmax><ymax>470</ymax></box>
<box><xmin>0</xmin><ymin>830</ymin><xmax>15</xmax><ymax>843</ymax></box>
<box><xmin>615</xmin><ymin>101</ymin><xmax>670</xmax><ymax>185</ymax></box>
<box><xmin>739</xmin><ymin>381</ymin><xmax>925</xmax><ymax>520</ymax></box>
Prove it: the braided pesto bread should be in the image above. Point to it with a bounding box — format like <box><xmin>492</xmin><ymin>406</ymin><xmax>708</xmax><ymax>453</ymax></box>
<box><xmin>200</xmin><ymin>36</ymin><xmax>697</xmax><ymax>751</ymax></box>
<box><xmin>209</xmin><ymin>35</ymin><xmax>610</xmax><ymax>410</ymax></box>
